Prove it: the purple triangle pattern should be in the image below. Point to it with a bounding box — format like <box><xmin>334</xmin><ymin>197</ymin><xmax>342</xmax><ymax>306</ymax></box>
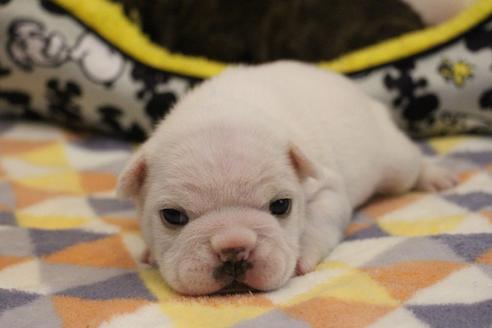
<box><xmin>88</xmin><ymin>197</ymin><xmax>134</xmax><ymax>216</ymax></box>
<box><xmin>73</xmin><ymin>137</ymin><xmax>132</xmax><ymax>152</ymax></box>
<box><xmin>0</xmin><ymin>211</ymin><xmax>16</xmax><ymax>226</ymax></box>
<box><xmin>0</xmin><ymin>289</ymin><xmax>39</xmax><ymax>313</ymax></box>
<box><xmin>345</xmin><ymin>224</ymin><xmax>389</xmax><ymax>241</ymax></box>
<box><xmin>451</xmin><ymin>151</ymin><xmax>492</xmax><ymax>167</ymax></box>
<box><xmin>432</xmin><ymin>234</ymin><xmax>492</xmax><ymax>262</ymax></box>
<box><xmin>29</xmin><ymin>228</ymin><xmax>109</xmax><ymax>256</ymax></box>
<box><xmin>409</xmin><ymin>300</ymin><xmax>492</xmax><ymax>328</ymax></box>
<box><xmin>0</xmin><ymin>181</ymin><xmax>15</xmax><ymax>209</ymax></box>
<box><xmin>0</xmin><ymin>121</ymin><xmax>14</xmax><ymax>133</ymax></box>
<box><xmin>57</xmin><ymin>272</ymin><xmax>157</xmax><ymax>301</ymax></box>
<box><xmin>444</xmin><ymin>192</ymin><xmax>492</xmax><ymax>211</ymax></box>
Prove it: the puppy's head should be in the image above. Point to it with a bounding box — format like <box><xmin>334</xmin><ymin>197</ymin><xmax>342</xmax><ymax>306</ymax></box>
<box><xmin>118</xmin><ymin>125</ymin><xmax>317</xmax><ymax>295</ymax></box>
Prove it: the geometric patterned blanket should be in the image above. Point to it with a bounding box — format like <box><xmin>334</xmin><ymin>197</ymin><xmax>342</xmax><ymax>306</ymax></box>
<box><xmin>0</xmin><ymin>120</ymin><xmax>491</xmax><ymax>328</ymax></box>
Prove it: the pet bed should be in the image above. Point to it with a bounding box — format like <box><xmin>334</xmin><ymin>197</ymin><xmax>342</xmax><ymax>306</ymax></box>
<box><xmin>0</xmin><ymin>120</ymin><xmax>491</xmax><ymax>327</ymax></box>
<box><xmin>1</xmin><ymin>0</ymin><xmax>492</xmax><ymax>138</ymax></box>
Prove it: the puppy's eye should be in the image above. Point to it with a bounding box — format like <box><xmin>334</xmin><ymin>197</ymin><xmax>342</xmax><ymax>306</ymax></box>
<box><xmin>269</xmin><ymin>199</ymin><xmax>291</xmax><ymax>217</ymax></box>
<box><xmin>160</xmin><ymin>208</ymin><xmax>189</xmax><ymax>226</ymax></box>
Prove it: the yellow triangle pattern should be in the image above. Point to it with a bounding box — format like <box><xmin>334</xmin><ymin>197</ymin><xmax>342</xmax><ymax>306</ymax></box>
<box><xmin>429</xmin><ymin>136</ymin><xmax>471</xmax><ymax>155</ymax></box>
<box><xmin>16</xmin><ymin>171</ymin><xmax>84</xmax><ymax>194</ymax></box>
<box><xmin>160</xmin><ymin>301</ymin><xmax>269</xmax><ymax>328</ymax></box>
<box><xmin>15</xmin><ymin>212</ymin><xmax>89</xmax><ymax>229</ymax></box>
<box><xmin>283</xmin><ymin>265</ymin><xmax>399</xmax><ymax>307</ymax></box>
<box><xmin>139</xmin><ymin>268</ymin><xmax>177</xmax><ymax>301</ymax></box>
<box><xmin>379</xmin><ymin>215</ymin><xmax>465</xmax><ymax>236</ymax></box>
<box><xmin>15</xmin><ymin>142</ymin><xmax>69</xmax><ymax>167</ymax></box>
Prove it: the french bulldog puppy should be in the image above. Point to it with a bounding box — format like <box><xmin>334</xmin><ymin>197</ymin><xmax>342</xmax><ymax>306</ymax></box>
<box><xmin>118</xmin><ymin>61</ymin><xmax>457</xmax><ymax>295</ymax></box>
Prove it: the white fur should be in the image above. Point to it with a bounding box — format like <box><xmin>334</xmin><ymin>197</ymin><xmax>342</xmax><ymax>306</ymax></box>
<box><xmin>118</xmin><ymin>61</ymin><xmax>456</xmax><ymax>295</ymax></box>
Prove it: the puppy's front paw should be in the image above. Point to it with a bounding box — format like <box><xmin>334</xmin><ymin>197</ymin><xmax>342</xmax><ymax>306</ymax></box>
<box><xmin>416</xmin><ymin>163</ymin><xmax>459</xmax><ymax>192</ymax></box>
<box><xmin>295</xmin><ymin>260</ymin><xmax>314</xmax><ymax>276</ymax></box>
<box><xmin>295</xmin><ymin>253</ymin><xmax>321</xmax><ymax>276</ymax></box>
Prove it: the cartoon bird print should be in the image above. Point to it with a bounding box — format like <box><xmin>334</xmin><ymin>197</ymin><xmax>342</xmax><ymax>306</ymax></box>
<box><xmin>438</xmin><ymin>58</ymin><xmax>473</xmax><ymax>88</ymax></box>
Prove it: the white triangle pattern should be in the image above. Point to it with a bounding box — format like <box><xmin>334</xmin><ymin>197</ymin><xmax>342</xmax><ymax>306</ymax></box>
<box><xmin>19</xmin><ymin>196</ymin><xmax>97</xmax><ymax>219</ymax></box>
<box><xmin>99</xmin><ymin>304</ymin><xmax>172</xmax><ymax>328</ymax></box>
<box><xmin>368</xmin><ymin>308</ymin><xmax>430</xmax><ymax>328</ymax></box>
<box><xmin>451</xmin><ymin>172</ymin><xmax>492</xmax><ymax>194</ymax></box>
<box><xmin>407</xmin><ymin>266</ymin><xmax>492</xmax><ymax>305</ymax></box>
<box><xmin>0</xmin><ymin>259</ymin><xmax>50</xmax><ymax>295</ymax></box>
<box><xmin>1</xmin><ymin>123</ymin><xmax>64</xmax><ymax>141</ymax></box>
<box><xmin>41</xmin><ymin>262</ymin><xmax>131</xmax><ymax>294</ymax></box>
<box><xmin>65</xmin><ymin>144</ymin><xmax>130</xmax><ymax>170</ymax></box>
<box><xmin>1</xmin><ymin>158</ymin><xmax>59</xmax><ymax>179</ymax></box>
<box><xmin>265</xmin><ymin>267</ymin><xmax>348</xmax><ymax>304</ymax></box>
<box><xmin>448</xmin><ymin>138</ymin><xmax>492</xmax><ymax>153</ymax></box>
<box><xmin>327</xmin><ymin>237</ymin><xmax>408</xmax><ymax>268</ymax></box>
<box><xmin>379</xmin><ymin>194</ymin><xmax>469</xmax><ymax>223</ymax></box>
<box><xmin>451</xmin><ymin>213</ymin><xmax>492</xmax><ymax>234</ymax></box>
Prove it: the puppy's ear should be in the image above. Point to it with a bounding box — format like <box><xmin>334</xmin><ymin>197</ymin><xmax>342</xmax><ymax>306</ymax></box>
<box><xmin>289</xmin><ymin>144</ymin><xmax>318</xmax><ymax>180</ymax></box>
<box><xmin>117</xmin><ymin>148</ymin><xmax>147</xmax><ymax>199</ymax></box>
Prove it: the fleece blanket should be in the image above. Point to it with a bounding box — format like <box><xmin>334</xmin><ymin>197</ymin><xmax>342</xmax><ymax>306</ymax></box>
<box><xmin>0</xmin><ymin>120</ymin><xmax>491</xmax><ymax>328</ymax></box>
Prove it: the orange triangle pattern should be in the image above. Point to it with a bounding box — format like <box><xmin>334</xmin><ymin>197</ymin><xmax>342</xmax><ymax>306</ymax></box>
<box><xmin>477</xmin><ymin>249</ymin><xmax>492</xmax><ymax>265</ymax></box>
<box><xmin>0</xmin><ymin>255</ymin><xmax>32</xmax><ymax>270</ymax></box>
<box><xmin>44</xmin><ymin>235</ymin><xmax>136</xmax><ymax>269</ymax></box>
<box><xmin>0</xmin><ymin>139</ymin><xmax>54</xmax><ymax>155</ymax></box>
<box><xmin>101</xmin><ymin>216</ymin><xmax>139</xmax><ymax>232</ymax></box>
<box><xmin>345</xmin><ymin>222</ymin><xmax>372</xmax><ymax>237</ymax></box>
<box><xmin>364</xmin><ymin>261</ymin><xmax>465</xmax><ymax>301</ymax></box>
<box><xmin>0</xmin><ymin>164</ymin><xmax>6</xmax><ymax>179</ymax></box>
<box><xmin>481</xmin><ymin>210</ymin><xmax>492</xmax><ymax>224</ymax></box>
<box><xmin>52</xmin><ymin>295</ymin><xmax>148</xmax><ymax>328</ymax></box>
<box><xmin>12</xmin><ymin>182</ymin><xmax>67</xmax><ymax>208</ymax></box>
<box><xmin>362</xmin><ymin>193</ymin><xmax>423</xmax><ymax>219</ymax></box>
<box><xmin>79</xmin><ymin>172</ymin><xmax>117</xmax><ymax>193</ymax></box>
<box><xmin>285</xmin><ymin>297</ymin><xmax>395</xmax><ymax>328</ymax></box>
<box><xmin>459</xmin><ymin>170</ymin><xmax>479</xmax><ymax>183</ymax></box>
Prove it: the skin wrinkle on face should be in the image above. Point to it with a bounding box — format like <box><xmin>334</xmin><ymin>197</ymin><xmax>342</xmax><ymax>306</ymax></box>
<box><xmin>149</xmin><ymin>129</ymin><xmax>297</xmax><ymax>217</ymax></box>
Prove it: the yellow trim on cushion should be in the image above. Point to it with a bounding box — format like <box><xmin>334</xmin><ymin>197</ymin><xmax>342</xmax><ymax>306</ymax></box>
<box><xmin>55</xmin><ymin>0</ymin><xmax>492</xmax><ymax>78</ymax></box>
<box><xmin>55</xmin><ymin>0</ymin><xmax>226</xmax><ymax>78</ymax></box>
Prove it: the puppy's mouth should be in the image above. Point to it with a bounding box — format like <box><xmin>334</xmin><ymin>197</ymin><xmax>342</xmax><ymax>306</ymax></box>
<box><xmin>211</xmin><ymin>260</ymin><xmax>258</xmax><ymax>295</ymax></box>
<box><xmin>213</xmin><ymin>260</ymin><xmax>253</xmax><ymax>281</ymax></box>
<box><xmin>212</xmin><ymin>280</ymin><xmax>259</xmax><ymax>295</ymax></box>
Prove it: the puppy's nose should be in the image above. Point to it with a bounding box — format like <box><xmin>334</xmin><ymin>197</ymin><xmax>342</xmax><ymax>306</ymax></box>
<box><xmin>219</xmin><ymin>247</ymin><xmax>249</xmax><ymax>262</ymax></box>
<box><xmin>210</xmin><ymin>227</ymin><xmax>257</xmax><ymax>262</ymax></box>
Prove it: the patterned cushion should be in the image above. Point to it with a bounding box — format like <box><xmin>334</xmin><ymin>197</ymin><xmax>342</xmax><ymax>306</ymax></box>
<box><xmin>0</xmin><ymin>121</ymin><xmax>491</xmax><ymax>327</ymax></box>
<box><xmin>0</xmin><ymin>0</ymin><xmax>492</xmax><ymax>139</ymax></box>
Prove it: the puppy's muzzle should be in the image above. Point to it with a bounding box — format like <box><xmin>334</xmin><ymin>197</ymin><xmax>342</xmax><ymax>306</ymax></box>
<box><xmin>210</xmin><ymin>227</ymin><xmax>256</xmax><ymax>281</ymax></box>
<box><xmin>214</xmin><ymin>255</ymin><xmax>253</xmax><ymax>281</ymax></box>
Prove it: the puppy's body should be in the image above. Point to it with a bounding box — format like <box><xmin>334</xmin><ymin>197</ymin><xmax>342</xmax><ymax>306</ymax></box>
<box><xmin>158</xmin><ymin>62</ymin><xmax>418</xmax><ymax>202</ymax></box>
<box><xmin>119</xmin><ymin>61</ymin><xmax>456</xmax><ymax>295</ymax></box>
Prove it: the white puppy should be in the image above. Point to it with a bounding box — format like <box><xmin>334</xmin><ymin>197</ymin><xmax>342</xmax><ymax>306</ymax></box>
<box><xmin>118</xmin><ymin>61</ymin><xmax>456</xmax><ymax>295</ymax></box>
